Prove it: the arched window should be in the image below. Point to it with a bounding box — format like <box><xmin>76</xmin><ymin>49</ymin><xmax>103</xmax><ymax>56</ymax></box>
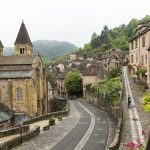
<box><xmin>20</xmin><ymin>48</ymin><xmax>25</xmax><ymax>54</ymax></box>
<box><xmin>142</xmin><ymin>36</ymin><xmax>145</xmax><ymax>47</ymax></box>
<box><xmin>142</xmin><ymin>55</ymin><xmax>144</xmax><ymax>65</ymax></box>
<box><xmin>17</xmin><ymin>87</ymin><xmax>23</xmax><ymax>101</ymax></box>
<box><xmin>146</xmin><ymin>55</ymin><xmax>147</xmax><ymax>65</ymax></box>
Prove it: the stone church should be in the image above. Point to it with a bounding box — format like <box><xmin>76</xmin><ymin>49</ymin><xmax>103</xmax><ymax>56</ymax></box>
<box><xmin>0</xmin><ymin>22</ymin><xmax>47</xmax><ymax>117</ymax></box>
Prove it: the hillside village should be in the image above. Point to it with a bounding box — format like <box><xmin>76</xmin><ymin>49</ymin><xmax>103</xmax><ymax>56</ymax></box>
<box><xmin>0</xmin><ymin>17</ymin><xmax>150</xmax><ymax>149</ymax></box>
<box><xmin>51</xmin><ymin>49</ymin><xmax>128</xmax><ymax>98</ymax></box>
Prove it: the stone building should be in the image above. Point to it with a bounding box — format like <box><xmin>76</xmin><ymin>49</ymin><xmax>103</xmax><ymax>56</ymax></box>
<box><xmin>100</xmin><ymin>49</ymin><xmax>128</xmax><ymax>71</ymax></box>
<box><xmin>129</xmin><ymin>23</ymin><xmax>150</xmax><ymax>85</ymax></box>
<box><xmin>0</xmin><ymin>21</ymin><xmax>47</xmax><ymax>117</ymax></box>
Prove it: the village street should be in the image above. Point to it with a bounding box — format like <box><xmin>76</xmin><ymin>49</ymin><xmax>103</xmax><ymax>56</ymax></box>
<box><xmin>13</xmin><ymin>100</ymin><xmax>109</xmax><ymax>150</ymax></box>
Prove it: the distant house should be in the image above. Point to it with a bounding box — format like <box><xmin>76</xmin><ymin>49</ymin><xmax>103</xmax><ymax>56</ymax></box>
<box><xmin>48</xmin><ymin>82</ymin><xmax>53</xmax><ymax>112</ymax></box>
<box><xmin>100</xmin><ymin>49</ymin><xmax>128</xmax><ymax>71</ymax></box>
<box><xmin>57</xmin><ymin>73</ymin><xmax>66</xmax><ymax>97</ymax></box>
<box><xmin>129</xmin><ymin>23</ymin><xmax>150</xmax><ymax>85</ymax></box>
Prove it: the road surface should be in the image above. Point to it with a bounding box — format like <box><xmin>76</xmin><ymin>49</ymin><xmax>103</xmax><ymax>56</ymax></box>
<box><xmin>14</xmin><ymin>100</ymin><xmax>109</xmax><ymax>150</ymax></box>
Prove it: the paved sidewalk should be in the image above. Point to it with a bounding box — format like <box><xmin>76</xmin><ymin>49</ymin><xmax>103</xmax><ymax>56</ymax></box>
<box><xmin>120</xmin><ymin>67</ymin><xmax>150</xmax><ymax>149</ymax></box>
<box><xmin>129</xmin><ymin>74</ymin><xmax>150</xmax><ymax>138</ymax></box>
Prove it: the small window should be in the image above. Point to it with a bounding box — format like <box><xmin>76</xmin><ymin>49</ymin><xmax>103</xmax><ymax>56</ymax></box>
<box><xmin>146</xmin><ymin>55</ymin><xmax>147</xmax><ymax>65</ymax></box>
<box><xmin>131</xmin><ymin>42</ymin><xmax>134</xmax><ymax>50</ymax></box>
<box><xmin>136</xmin><ymin>53</ymin><xmax>138</xmax><ymax>63</ymax></box>
<box><xmin>142</xmin><ymin>55</ymin><xmax>144</xmax><ymax>64</ymax></box>
<box><xmin>135</xmin><ymin>39</ymin><xmax>138</xmax><ymax>48</ymax></box>
<box><xmin>20</xmin><ymin>48</ymin><xmax>25</xmax><ymax>54</ymax></box>
<box><xmin>17</xmin><ymin>87</ymin><xmax>23</xmax><ymax>101</ymax></box>
<box><xmin>131</xmin><ymin>55</ymin><xmax>134</xmax><ymax>63</ymax></box>
<box><xmin>142</xmin><ymin>36</ymin><xmax>145</xmax><ymax>47</ymax></box>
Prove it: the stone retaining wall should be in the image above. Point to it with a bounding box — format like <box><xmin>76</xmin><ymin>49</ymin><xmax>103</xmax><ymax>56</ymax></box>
<box><xmin>0</xmin><ymin>125</ymin><xmax>29</xmax><ymax>138</ymax></box>
<box><xmin>86</xmin><ymin>88</ymin><xmax>123</xmax><ymax>150</ymax></box>
<box><xmin>0</xmin><ymin>120</ymin><xmax>10</xmax><ymax>131</ymax></box>
<box><xmin>108</xmin><ymin>118</ymin><xmax>123</xmax><ymax>150</ymax></box>
<box><xmin>0</xmin><ymin>126</ymin><xmax>40</xmax><ymax>150</ymax></box>
<box><xmin>23</xmin><ymin>101</ymin><xmax>69</xmax><ymax>125</ymax></box>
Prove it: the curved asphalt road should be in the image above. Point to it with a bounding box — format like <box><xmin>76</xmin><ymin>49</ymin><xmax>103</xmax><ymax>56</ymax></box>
<box><xmin>52</xmin><ymin>100</ymin><xmax>109</xmax><ymax>150</ymax></box>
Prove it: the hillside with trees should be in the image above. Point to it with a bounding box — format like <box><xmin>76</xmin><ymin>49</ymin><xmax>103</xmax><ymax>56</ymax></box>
<box><xmin>77</xmin><ymin>15</ymin><xmax>150</xmax><ymax>57</ymax></box>
<box><xmin>4</xmin><ymin>40</ymin><xmax>78</xmax><ymax>59</ymax></box>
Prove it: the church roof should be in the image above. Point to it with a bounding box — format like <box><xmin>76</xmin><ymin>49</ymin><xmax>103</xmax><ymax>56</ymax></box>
<box><xmin>0</xmin><ymin>107</ymin><xmax>12</xmax><ymax>122</ymax></box>
<box><xmin>0</xmin><ymin>55</ymin><xmax>37</xmax><ymax>65</ymax></box>
<box><xmin>0</xmin><ymin>70</ymin><xmax>32</xmax><ymax>79</ymax></box>
<box><xmin>0</xmin><ymin>40</ymin><xmax>4</xmax><ymax>48</ymax></box>
<box><xmin>14</xmin><ymin>21</ymin><xmax>32</xmax><ymax>46</ymax></box>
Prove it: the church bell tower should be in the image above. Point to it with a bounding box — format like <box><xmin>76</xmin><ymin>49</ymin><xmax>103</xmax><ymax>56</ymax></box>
<box><xmin>14</xmin><ymin>21</ymin><xmax>33</xmax><ymax>56</ymax></box>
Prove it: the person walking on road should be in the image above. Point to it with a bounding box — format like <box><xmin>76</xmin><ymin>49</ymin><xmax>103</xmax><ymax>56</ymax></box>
<box><xmin>127</xmin><ymin>95</ymin><xmax>132</xmax><ymax>109</ymax></box>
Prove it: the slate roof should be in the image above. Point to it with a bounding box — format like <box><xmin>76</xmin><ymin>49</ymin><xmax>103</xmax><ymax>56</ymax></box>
<box><xmin>0</xmin><ymin>107</ymin><xmax>12</xmax><ymax>122</ymax></box>
<box><xmin>14</xmin><ymin>21</ymin><xmax>32</xmax><ymax>46</ymax></box>
<box><xmin>0</xmin><ymin>40</ymin><xmax>4</xmax><ymax>48</ymax></box>
<box><xmin>0</xmin><ymin>70</ymin><xmax>33</xmax><ymax>78</ymax></box>
<box><xmin>0</xmin><ymin>55</ymin><xmax>37</xmax><ymax>65</ymax></box>
<box><xmin>129</xmin><ymin>23</ymin><xmax>150</xmax><ymax>42</ymax></box>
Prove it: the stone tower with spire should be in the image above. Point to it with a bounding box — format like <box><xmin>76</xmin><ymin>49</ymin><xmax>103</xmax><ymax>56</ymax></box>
<box><xmin>14</xmin><ymin>21</ymin><xmax>33</xmax><ymax>56</ymax></box>
<box><xmin>0</xmin><ymin>40</ymin><xmax>4</xmax><ymax>56</ymax></box>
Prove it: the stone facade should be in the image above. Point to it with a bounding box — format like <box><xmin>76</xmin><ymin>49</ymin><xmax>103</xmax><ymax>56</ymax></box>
<box><xmin>0</xmin><ymin>22</ymin><xmax>47</xmax><ymax>117</ymax></box>
<box><xmin>129</xmin><ymin>23</ymin><xmax>150</xmax><ymax>85</ymax></box>
<box><xmin>100</xmin><ymin>49</ymin><xmax>128</xmax><ymax>71</ymax></box>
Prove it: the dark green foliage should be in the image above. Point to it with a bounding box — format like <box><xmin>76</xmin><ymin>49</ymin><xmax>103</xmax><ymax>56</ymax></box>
<box><xmin>90</xmin><ymin>32</ymin><xmax>101</xmax><ymax>48</ymax></box>
<box><xmin>54</xmin><ymin>54</ymin><xmax>70</xmax><ymax>63</ymax></box>
<box><xmin>78</xmin><ymin>15</ymin><xmax>150</xmax><ymax>56</ymax></box>
<box><xmin>33</xmin><ymin>40</ymin><xmax>78</xmax><ymax>59</ymax></box>
<box><xmin>46</xmin><ymin>72</ymin><xmax>56</xmax><ymax>88</ymax></box>
<box><xmin>64</xmin><ymin>71</ymin><xmax>83</xmax><ymax>96</ymax></box>
<box><xmin>108</xmin><ymin>67</ymin><xmax>121</xmax><ymax>79</ymax></box>
<box><xmin>90</xmin><ymin>77</ymin><xmax>121</xmax><ymax>102</ymax></box>
<box><xmin>4</xmin><ymin>40</ymin><xmax>78</xmax><ymax>60</ymax></box>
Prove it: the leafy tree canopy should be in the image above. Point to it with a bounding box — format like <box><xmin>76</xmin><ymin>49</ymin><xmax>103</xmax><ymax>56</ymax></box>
<box><xmin>64</xmin><ymin>71</ymin><xmax>83</xmax><ymax>96</ymax></box>
<box><xmin>78</xmin><ymin>15</ymin><xmax>150</xmax><ymax>57</ymax></box>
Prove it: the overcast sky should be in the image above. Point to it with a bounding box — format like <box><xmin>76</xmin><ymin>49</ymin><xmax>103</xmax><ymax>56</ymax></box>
<box><xmin>0</xmin><ymin>0</ymin><xmax>150</xmax><ymax>47</ymax></box>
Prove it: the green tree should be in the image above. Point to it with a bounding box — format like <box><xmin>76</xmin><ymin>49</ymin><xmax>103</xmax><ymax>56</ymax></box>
<box><xmin>64</xmin><ymin>71</ymin><xmax>83</xmax><ymax>96</ymax></box>
<box><xmin>126</xmin><ymin>18</ymin><xmax>138</xmax><ymax>38</ymax></box>
<box><xmin>143</xmin><ymin>93</ymin><xmax>150</xmax><ymax>112</ymax></box>
<box><xmin>108</xmin><ymin>67</ymin><xmax>121</xmax><ymax>79</ymax></box>
<box><xmin>46</xmin><ymin>72</ymin><xmax>56</xmax><ymax>88</ymax></box>
<box><xmin>90</xmin><ymin>32</ymin><xmax>100</xmax><ymax>48</ymax></box>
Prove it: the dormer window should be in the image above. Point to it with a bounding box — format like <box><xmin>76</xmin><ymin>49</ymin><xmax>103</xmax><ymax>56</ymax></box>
<box><xmin>20</xmin><ymin>48</ymin><xmax>25</xmax><ymax>54</ymax></box>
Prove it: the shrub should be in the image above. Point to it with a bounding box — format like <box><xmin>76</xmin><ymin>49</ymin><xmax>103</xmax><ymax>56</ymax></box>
<box><xmin>138</xmin><ymin>85</ymin><xmax>145</xmax><ymax>91</ymax></box>
<box><xmin>108</xmin><ymin>67</ymin><xmax>121</xmax><ymax>79</ymax></box>
<box><xmin>64</xmin><ymin>71</ymin><xmax>83</xmax><ymax>96</ymax></box>
<box><xmin>142</xmin><ymin>93</ymin><xmax>150</xmax><ymax>112</ymax></box>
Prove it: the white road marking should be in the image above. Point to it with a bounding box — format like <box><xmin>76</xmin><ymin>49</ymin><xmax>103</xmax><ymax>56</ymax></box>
<box><xmin>48</xmin><ymin>101</ymin><xmax>80</xmax><ymax>150</ymax></box>
<box><xmin>123</xmin><ymin>66</ymin><xmax>144</xmax><ymax>143</ymax></box>
<box><xmin>74</xmin><ymin>102</ymin><xmax>96</xmax><ymax>150</ymax></box>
